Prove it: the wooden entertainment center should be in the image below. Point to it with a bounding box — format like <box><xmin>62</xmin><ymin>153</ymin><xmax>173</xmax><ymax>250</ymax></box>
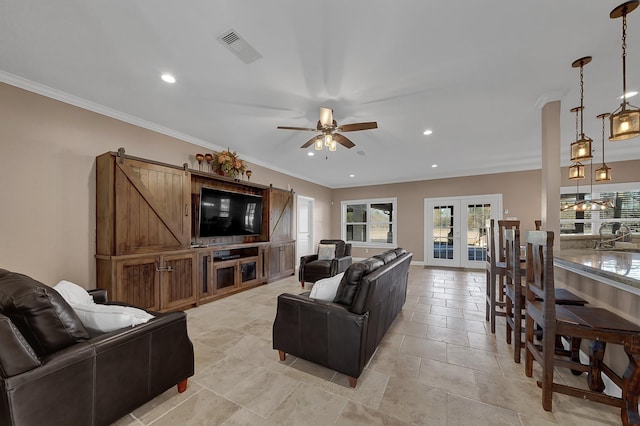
<box><xmin>95</xmin><ymin>149</ymin><xmax>295</xmax><ymax>312</ymax></box>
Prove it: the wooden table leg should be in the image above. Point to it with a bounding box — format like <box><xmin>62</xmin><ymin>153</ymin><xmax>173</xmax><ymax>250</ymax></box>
<box><xmin>588</xmin><ymin>341</ymin><xmax>606</xmax><ymax>392</ymax></box>
<box><xmin>622</xmin><ymin>338</ymin><xmax>640</xmax><ymax>426</ymax></box>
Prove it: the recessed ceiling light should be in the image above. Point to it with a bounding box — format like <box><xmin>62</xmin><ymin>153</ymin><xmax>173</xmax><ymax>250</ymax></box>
<box><xmin>349</xmin><ymin>174</ymin><xmax>355</xmax><ymax>178</ymax></box>
<box><xmin>423</xmin><ymin>129</ymin><xmax>433</xmax><ymax>135</ymax></box>
<box><xmin>431</xmin><ymin>164</ymin><xmax>438</xmax><ymax>168</ymax></box>
<box><xmin>161</xmin><ymin>73</ymin><xmax>176</xmax><ymax>83</ymax></box>
<box><xmin>307</xmin><ymin>152</ymin><xmax>314</xmax><ymax>156</ymax></box>
<box><xmin>619</xmin><ymin>91</ymin><xmax>638</xmax><ymax>99</ymax></box>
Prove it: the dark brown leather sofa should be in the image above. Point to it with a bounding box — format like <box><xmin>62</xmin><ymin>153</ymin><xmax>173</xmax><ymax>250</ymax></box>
<box><xmin>0</xmin><ymin>269</ymin><xmax>194</xmax><ymax>426</ymax></box>
<box><xmin>273</xmin><ymin>248</ymin><xmax>412</xmax><ymax>387</ymax></box>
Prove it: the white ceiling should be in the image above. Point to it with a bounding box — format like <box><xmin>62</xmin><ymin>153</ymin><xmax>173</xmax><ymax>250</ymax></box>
<box><xmin>2</xmin><ymin>1</ymin><xmax>640</xmax><ymax>188</ymax></box>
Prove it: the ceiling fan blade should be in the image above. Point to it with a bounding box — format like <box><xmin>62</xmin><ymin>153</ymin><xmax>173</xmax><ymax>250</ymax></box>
<box><xmin>319</xmin><ymin>107</ymin><xmax>333</xmax><ymax>127</ymax></box>
<box><xmin>333</xmin><ymin>133</ymin><xmax>355</xmax><ymax>149</ymax></box>
<box><xmin>300</xmin><ymin>135</ymin><xmax>320</xmax><ymax>149</ymax></box>
<box><xmin>277</xmin><ymin>126</ymin><xmax>318</xmax><ymax>131</ymax></box>
<box><xmin>337</xmin><ymin>121</ymin><xmax>378</xmax><ymax>132</ymax></box>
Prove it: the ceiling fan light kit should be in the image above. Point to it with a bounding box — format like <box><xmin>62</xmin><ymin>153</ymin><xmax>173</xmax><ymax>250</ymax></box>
<box><xmin>278</xmin><ymin>107</ymin><xmax>378</xmax><ymax>152</ymax></box>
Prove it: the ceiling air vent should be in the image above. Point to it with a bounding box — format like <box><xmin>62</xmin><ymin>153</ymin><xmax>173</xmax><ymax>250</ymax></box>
<box><xmin>216</xmin><ymin>28</ymin><xmax>262</xmax><ymax>64</ymax></box>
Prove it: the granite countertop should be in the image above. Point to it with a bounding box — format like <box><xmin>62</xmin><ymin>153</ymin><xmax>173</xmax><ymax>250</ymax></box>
<box><xmin>555</xmin><ymin>249</ymin><xmax>640</xmax><ymax>293</ymax></box>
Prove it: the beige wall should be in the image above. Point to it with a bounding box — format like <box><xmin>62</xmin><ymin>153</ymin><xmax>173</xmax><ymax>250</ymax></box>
<box><xmin>4</xmin><ymin>82</ymin><xmax>638</xmax><ymax>287</ymax></box>
<box><xmin>331</xmin><ymin>170</ymin><xmax>543</xmax><ymax>261</ymax></box>
<box><xmin>0</xmin><ymin>83</ymin><xmax>331</xmax><ymax>288</ymax></box>
<box><xmin>560</xmin><ymin>160</ymin><xmax>640</xmax><ymax>187</ymax></box>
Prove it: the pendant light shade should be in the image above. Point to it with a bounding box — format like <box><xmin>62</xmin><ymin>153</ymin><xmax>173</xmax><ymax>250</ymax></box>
<box><xmin>570</xmin><ymin>57</ymin><xmax>593</xmax><ymax>162</ymax></box>
<box><xmin>595</xmin><ymin>113</ymin><xmax>613</xmax><ymax>181</ymax></box>
<box><xmin>610</xmin><ymin>1</ymin><xmax>640</xmax><ymax>140</ymax></box>
<box><xmin>570</xmin><ymin>136</ymin><xmax>593</xmax><ymax>162</ymax></box>
<box><xmin>568</xmin><ymin>163</ymin><xmax>586</xmax><ymax>180</ymax></box>
<box><xmin>314</xmin><ymin>137</ymin><xmax>323</xmax><ymax>150</ymax></box>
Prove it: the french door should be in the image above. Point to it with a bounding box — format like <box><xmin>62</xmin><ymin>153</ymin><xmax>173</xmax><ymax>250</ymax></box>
<box><xmin>424</xmin><ymin>195</ymin><xmax>501</xmax><ymax>268</ymax></box>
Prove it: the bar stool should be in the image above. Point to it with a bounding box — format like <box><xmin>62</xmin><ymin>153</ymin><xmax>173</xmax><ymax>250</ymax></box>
<box><xmin>485</xmin><ymin>219</ymin><xmax>519</xmax><ymax>333</ymax></box>
<box><xmin>523</xmin><ymin>230</ymin><xmax>640</xmax><ymax>426</ymax></box>
<box><xmin>504</xmin><ymin>229</ymin><xmax>587</xmax><ymax>363</ymax></box>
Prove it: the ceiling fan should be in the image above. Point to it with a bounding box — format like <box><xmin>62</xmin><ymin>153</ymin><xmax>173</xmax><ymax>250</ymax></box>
<box><xmin>277</xmin><ymin>107</ymin><xmax>378</xmax><ymax>151</ymax></box>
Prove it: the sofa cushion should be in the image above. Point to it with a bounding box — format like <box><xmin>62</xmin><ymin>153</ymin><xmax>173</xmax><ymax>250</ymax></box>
<box><xmin>309</xmin><ymin>272</ymin><xmax>344</xmax><ymax>302</ymax></box>
<box><xmin>373</xmin><ymin>250</ymin><xmax>397</xmax><ymax>264</ymax></box>
<box><xmin>317</xmin><ymin>243</ymin><xmax>336</xmax><ymax>261</ymax></box>
<box><xmin>320</xmin><ymin>239</ymin><xmax>346</xmax><ymax>258</ymax></box>
<box><xmin>333</xmin><ymin>258</ymin><xmax>384</xmax><ymax>306</ymax></box>
<box><xmin>0</xmin><ymin>313</ymin><xmax>41</xmax><ymax>377</ymax></box>
<box><xmin>71</xmin><ymin>303</ymin><xmax>154</xmax><ymax>332</ymax></box>
<box><xmin>54</xmin><ymin>280</ymin><xmax>95</xmax><ymax>305</ymax></box>
<box><xmin>393</xmin><ymin>248</ymin><xmax>407</xmax><ymax>257</ymax></box>
<box><xmin>0</xmin><ymin>269</ymin><xmax>90</xmax><ymax>357</ymax></box>
<box><xmin>53</xmin><ymin>280</ymin><xmax>154</xmax><ymax>332</ymax></box>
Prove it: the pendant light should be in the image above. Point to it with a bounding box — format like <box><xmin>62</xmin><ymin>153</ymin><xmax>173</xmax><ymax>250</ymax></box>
<box><xmin>610</xmin><ymin>1</ymin><xmax>640</xmax><ymax>141</ymax></box>
<box><xmin>595</xmin><ymin>113</ymin><xmax>613</xmax><ymax>181</ymax></box>
<box><xmin>570</xmin><ymin>57</ymin><xmax>593</xmax><ymax>162</ymax></box>
<box><xmin>568</xmin><ymin>106</ymin><xmax>586</xmax><ymax>180</ymax></box>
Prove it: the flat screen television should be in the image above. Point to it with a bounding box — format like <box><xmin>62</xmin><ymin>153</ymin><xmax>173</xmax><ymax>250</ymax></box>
<box><xmin>198</xmin><ymin>187</ymin><xmax>263</xmax><ymax>238</ymax></box>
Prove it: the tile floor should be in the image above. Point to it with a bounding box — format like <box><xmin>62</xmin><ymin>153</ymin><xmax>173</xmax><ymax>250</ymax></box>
<box><xmin>113</xmin><ymin>266</ymin><xmax>623</xmax><ymax>425</ymax></box>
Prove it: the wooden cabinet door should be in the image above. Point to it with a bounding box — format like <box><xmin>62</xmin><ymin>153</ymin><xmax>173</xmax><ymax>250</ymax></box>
<box><xmin>160</xmin><ymin>253</ymin><xmax>196</xmax><ymax>311</ymax></box>
<box><xmin>239</xmin><ymin>257</ymin><xmax>259</xmax><ymax>288</ymax></box>
<box><xmin>281</xmin><ymin>242</ymin><xmax>295</xmax><ymax>276</ymax></box>
<box><xmin>269</xmin><ymin>188</ymin><xmax>293</xmax><ymax>242</ymax></box>
<box><xmin>267</xmin><ymin>244</ymin><xmax>283</xmax><ymax>278</ymax></box>
<box><xmin>213</xmin><ymin>259</ymin><xmax>238</xmax><ymax>295</ymax></box>
<box><xmin>197</xmin><ymin>251</ymin><xmax>215</xmax><ymax>302</ymax></box>
<box><xmin>267</xmin><ymin>242</ymin><xmax>295</xmax><ymax>280</ymax></box>
<box><xmin>115</xmin><ymin>257</ymin><xmax>160</xmax><ymax>311</ymax></box>
<box><xmin>114</xmin><ymin>158</ymin><xmax>191</xmax><ymax>255</ymax></box>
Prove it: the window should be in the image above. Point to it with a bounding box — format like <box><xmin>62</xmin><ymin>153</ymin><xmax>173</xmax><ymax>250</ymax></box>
<box><xmin>342</xmin><ymin>198</ymin><xmax>397</xmax><ymax>246</ymax></box>
<box><xmin>560</xmin><ymin>182</ymin><xmax>640</xmax><ymax>234</ymax></box>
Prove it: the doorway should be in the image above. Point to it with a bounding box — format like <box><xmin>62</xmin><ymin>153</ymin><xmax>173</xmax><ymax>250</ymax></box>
<box><xmin>296</xmin><ymin>195</ymin><xmax>315</xmax><ymax>268</ymax></box>
<box><xmin>424</xmin><ymin>195</ymin><xmax>502</xmax><ymax>268</ymax></box>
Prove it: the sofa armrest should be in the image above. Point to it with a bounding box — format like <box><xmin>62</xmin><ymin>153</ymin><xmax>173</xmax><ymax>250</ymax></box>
<box><xmin>88</xmin><ymin>288</ymin><xmax>108</xmax><ymax>304</ymax></box>
<box><xmin>273</xmin><ymin>293</ymin><xmax>368</xmax><ymax>379</ymax></box>
<box><xmin>0</xmin><ymin>314</ymin><xmax>41</xmax><ymax>377</ymax></box>
<box><xmin>335</xmin><ymin>256</ymin><xmax>352</xmax><ymax>274</ymax></box>
<box><xmin>299</xmin><ymin>254</ymin><xmax>319</xmax><ymax>281</ymax></box>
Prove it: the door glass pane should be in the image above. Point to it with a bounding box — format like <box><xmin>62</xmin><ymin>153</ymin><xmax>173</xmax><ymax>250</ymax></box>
<box><xmin>433</xmin><ymin>205</ymin><xmax>454</xmax><ymax>259</ymax></box>
<box><xmin>347</xmin><ymin>224</ymin><xmax>366</xmax><ymax>242</ymax></box>
<box><xmin>467</xmin><ymin>203</ymin><xmax>490</xmax><ymax>261</ymax></box>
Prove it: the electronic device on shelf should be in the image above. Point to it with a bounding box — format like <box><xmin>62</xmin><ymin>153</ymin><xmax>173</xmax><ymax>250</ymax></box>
<box><xmin>198</xmin><ymin>187</ymin><xmax>263</xmax><ymax>238</ymax></box>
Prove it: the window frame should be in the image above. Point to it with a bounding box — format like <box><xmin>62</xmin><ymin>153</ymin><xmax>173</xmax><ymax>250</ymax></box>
<box><xmin>341</xmin><ymin>197</ymin><xmax>398</xmax><ymax>248</ymax></box>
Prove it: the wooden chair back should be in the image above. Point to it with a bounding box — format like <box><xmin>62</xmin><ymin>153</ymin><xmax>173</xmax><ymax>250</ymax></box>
<box><xmin>497</xmin><ymin>220</ymin><xmax>520</xmax><ymax>262</ymax></box>
<box><xmin>485</xmin><ymin>219</ymin><xmax>496</xmax><ymax>270</ymax></box>
<box><xmin>534</xmin><ymin>220</ymin><xmax>542</xmax><ymax>230</ymax></box>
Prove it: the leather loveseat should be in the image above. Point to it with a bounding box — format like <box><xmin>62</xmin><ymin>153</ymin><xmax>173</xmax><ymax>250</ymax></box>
<box><xmin>273</xmin><ymin>248</ymin><xmax>412</xmax><ymax>387</ymax></box>
<box><xmin>0</xmin><ymin>269</ymin><xmax>194</xmax><ymax>426</ymax></box>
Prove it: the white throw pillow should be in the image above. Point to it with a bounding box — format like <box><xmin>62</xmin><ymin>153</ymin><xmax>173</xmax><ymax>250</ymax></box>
<box><xmin>71</xmin><ymin>303</ymin><xmax>154</xmax><ymax>332</ymax></box>
<box><xmin>54</xmin><ymin>280</ymin><xmax>95</xmax><ymax>305</ymax></box>
<box><xmin>309</xmin><ymin>272</ymin><xmax>344</xmax><ymax>302</ymax></box>
<box><xmin>317</xmin><ymin>243</ymin><xmax>336</xmax><ymax>261</ymax></box>
<box><xmin>54</xmin><ymin>279</ymin><xmax>154</xmax><ymax>332</ymax></box>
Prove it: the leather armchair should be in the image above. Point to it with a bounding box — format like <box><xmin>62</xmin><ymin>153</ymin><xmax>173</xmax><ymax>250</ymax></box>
<box><xmin>298</xmin><ymin>239</ymin><xmax>352</xmax><ymax>287</ymax></box>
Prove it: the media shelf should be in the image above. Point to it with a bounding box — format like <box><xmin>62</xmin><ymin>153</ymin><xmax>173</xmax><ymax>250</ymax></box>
<box><xmin>198</xmin><ymin>244</ymin><xmax>265</xmax><ymax>303</ymax></box>
<box><xmin>213</xmin><ymin>247</ymin><xmax>259</xmax><ymax>262</ymax></box>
